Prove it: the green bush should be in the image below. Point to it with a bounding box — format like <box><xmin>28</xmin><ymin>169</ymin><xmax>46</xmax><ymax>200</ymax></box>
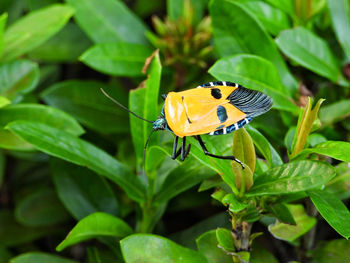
<box><xmin>1</xmin><ymin>0</ymin><xmax>350</xmax><ymax>262</ymax></box>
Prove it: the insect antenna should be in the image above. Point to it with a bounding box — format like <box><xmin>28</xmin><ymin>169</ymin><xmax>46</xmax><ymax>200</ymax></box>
<box><xmin>100</xmin><ymin>88</ymin><xmax>154</xmax><ymax>124</ymax></box>
<box><xmin>142</xmin><ymin>129</ymin><xmax>156</xmax><ymax>175</ymax></box>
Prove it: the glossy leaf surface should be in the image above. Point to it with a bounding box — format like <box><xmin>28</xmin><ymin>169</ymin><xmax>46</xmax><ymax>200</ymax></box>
<box><xmin>11</xmin><ymin>252</ymin><xmax>78</xmax><ymax>263</ymax></box>
<box><xmin>0</xmin><ymin>104</ymin><xmax>84</xmax><ymax>136</ymax></box>
<box><xmin>0</xmin><ymin>13</ymin><xmax>7</xmax><ymax>56</ymax></box>
<box><xmin>311</xmin><ymin>239</ymin><xmax>350</xmax><ymax>263</ymax></box>
<box><xmin>319</xmin><ymin>100</ymin><xmax>350</xmax><ymax>126</ymax></box>
<box><xmin>240</xmin><ymin>1</ymin><xmax>290</xmax><ymax>36</ymax></box>
<box><xmin>246</xmin><ymin>126</ymin><xmax>283</xmax><ymax>167</ymax></box>
<box><xmin>121</xmin><ymin>234</ymin><xmax>209</xmax><ymax>263</ymax></box>
<box><xmin>28</xmin><ymin>22</ymin><xmax>91</xmax><ymax>62</ymax></box>
<box><xmin>196</xmin><ymin>230</ymin><xmax>232</xmax><ymax>263</ymax></box>
<box><xmin>210</xmin><ymin>0</ymin><xmax>297</xmax><ymax>93</ymax></box>
<box><xmin>80</xmin><ymin>42</ymin><xmax>153</xmax><ymax>77</ymax></box>
<box><xmin>308</xmin><ymin>189</ymin><xmax>350</xmax><ymax>238</ymax></box>
<box><xmin>57</xmin><ymin>212</ymin><xmax>133</xmax><ymax>251</ymax></box>
<box><xmin>297</xmin><ymin>141</ymin><xmax>350</xmax><ymax>163</ymax></box>
<box><xmin>232</xmin><ymin>128</ymin><xmax>255</xmax><ymax>191</ymax></box>
<box><xmin>291</xmin><ymin>98</ymin><xmax>324</xmax><ymax>158</ymax></box>
<box><xmin>51</xmin><ymin>159</ymin><xmax>119</xmax><ymax>220</ymax></box>
<box><xmin>65</xmin><ymin>0</ymin><xmax>149</xmax><ymax>44</ymax></box>
<box><xmin>41</xmin><ymin>80</ymin><xmax>129</xmax><ymax>134</ymax></box>
<box><xmin>0</xmin><ymin>60</ymin><xmax>39</xmax><ymax>99</ymax></box>
<box><xmin>209</xmin><ymin>54</ymin><xmax>298</xmax><ymax>113</ymax></box>
<box><xmin>247</xmin><ymin>160</ymin><xmax>335</xmax><ymax>196</ymax></box>
<box><xmin>2</xmin><ymin>4</ymin><xmax>74</xmax><ymax>61</ymax></box>
<box><xmin>327</xmin><ymin>0</ymin><xmax>350</xmax><ymax>60</ymax></box>
<box><xmin>276</xmin><ymin>27</ymin><xmax>347</xmax><ymax>85</ymax></box>
<box><xmin>130</xmin><ymin>51</ymin><xmax>161</xmax><ymax>165</ymax></box>
<box><xmin>268</xmin><ymin>204</ymin><xmax>316</xmax><ymax>242</ymax></box>
<box><xmin>6</xmin><ymin>121</ymin><xmax>146</xmax><ymax>203</ymax></box>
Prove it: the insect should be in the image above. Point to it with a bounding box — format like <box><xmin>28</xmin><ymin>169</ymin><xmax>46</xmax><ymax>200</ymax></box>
<box><xmin>102</xmin><ymin>81</ymin><xmax>272</xmax><ymax>169</ymax></box>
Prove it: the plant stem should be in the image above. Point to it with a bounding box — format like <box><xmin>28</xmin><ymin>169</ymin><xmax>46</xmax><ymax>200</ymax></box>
<box><xmin>138</xmin><ymin>203</ymin><xmax>155</xmax><ymax>233</ymax></box>
<box><xmin>231</xmin><ymin>219</ymin><xmax>252</xmax><ymax>263</ymax></box>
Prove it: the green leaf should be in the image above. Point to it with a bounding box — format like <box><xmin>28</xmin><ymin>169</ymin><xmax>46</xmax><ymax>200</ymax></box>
<box><xmin>65</xmin><ymin>0</ymin><xmax>149</xmax><ymax>44</ymax></box>
<box><xmin>15</xmin><ymin>188</ymin><xmax>70</xmax><ymax>227</ymax></box>
<box><xmin>291</xmin><ymin>98</ymin><xmax>324</xmax><ymax>158</ymax></box>
<box><xmin>80</xmin><ymin>42</ymin><xmax>153</xmax><ymax>77</ymax></box>
<box><xmin>170</xmin><ymin>213</ymin><xmax>230</xmax><ymax>249</ymax></box>
<box><xmin>222</xmin><ymin>193</ymin><xmax>248</xmax><ymax>213</ymax></box>
<box><xmin>167</xmin><ymin>0</ymin><xmax>208</xmax><ymax>25</ymax></box>
<box><xmin>10</xmin><ymin>252</ymin><xmax>78</xmax><ymax>263</ymax></box>
<box><xmin>0</xmin><ymin>128</ymin><xmax>33</xmax><ymax>151</ymax></box>
<box><xmin>0</xmin><ymin>210</ymin><xmax>55</xmax><ymax>246</ymax></box>
<box><xmin>187</xmin><ymin>136</ymin><xmax>239</xmax><ymax>195</ymax></box>
<box><xmin>0</xmin><ymin>103</ymin><xmax>84</xmax><ymax>136</ymax></box>
<box><xmin>216</xmin><ymin>228</ymin><xmax>235</xmax><ymax>252</ymax></box>
<box><xmin>51</xmin><ymin>158</ymin><xmax>119</xmax><ymax>220</ymax></box>
<box><xmin>250</xmin><ymin>242</ymin><xmax>278</xmax><ymax>263</ymax></box>
<box><xmin>1</xmin><ymin>4</ymin><xmax>74</xmax><ymax>61</ymax></box>
<box><xmin>0</xmin><ymin>96</ymin><xmax>10</xmax><ymax>108</ymax></box>
<box><xmin>0</xmin><ymin>13</ymin><xmax>7</xmax><ymax>57</ymax></box>
<box><xmin>240</xmin><ymin>1</ymin><xmax>290</xmax><ymax>36</ymax></box>
<box><xmin>232</xmin><ymin>130</ymin><xmax>254</xmax><ymax>192</ymax></box>
<box><xmin>41</xmin><ymin>80</ymin><xmax>129</xmax><ymax>134</ymax></box>
<box><xmin>320</xmin><ymin>100</ymin><xmax>350</xmax><ymax>126</ymax></box>
<box><xmin>28</xmin><ymin>22</ymin><xmax>92</xmax><ymax>62</ymax></box>
<box><xmin>0</xmin><ymin>103</ymin><xmax>83</xmax><ymax>151</ymax></box>
<box><xmin>246</xmin><ymin>126</ymin><xmax>283</xmax><ymax>168</ymax></box>
<box><xmin>267</xmin><ymin>203</ymin><xmax>296</xmax><ymax>225</ymax></box>
<box><xmin>297</xmin><ymin>141</ymin><xmax>350</xmax><ymax>163</ymax></box>
<box><xmin>6</xmin><ymin>121</ymin><xmax>146</xmax><ymax>203</ymax></box>
<box><xmin>327</xmin><ymin>0</ymin><xmax>350</xmax><ymax>60</ymax></box>
<box><xmin>121</xmin><ymin>234</ymin><xmax>209</xmax><ymax>263</ymax></box>
<box><xmin>308</xmin><ymin>189</ymin><xmax>350</xmax><ymax>238</ymax></box>
<box><xmin>233</xmin><ymin>128</ymin><xmax>255</xmax><ymax>173</ymax></box>
<box><xmin>276</xmin><ymin>27</ymin><xmax>347</xmax><ymax>86</ymax></box>
<box><xmin>310</xmin><ymin>239</ymin><xmax>350</xmax><ymax>263</ymax></box>
<box><xmin>210</xmin><ymin>0</ymin><xmax>297</xmax><ymax>94</ymax></box>
<box><xmin>246</xmin><ymin>160</ymin><xmax>336</xmax><ymax>196</ymax></box>
<box><xmin>56</xmin><ymin>212</ymin><xmax>133</xmax><ymax>251</ymax></box>
<box><xmin>265</xmin><ymin>0</ymin><xmax>294</xmax><ymax>17</ymax></box>
<box><xmin>0</xmin><ymin>60</ymin><xmax>39</xmax><ymax>100</ymax></box>
<box><xmin>0</xmin><ymin>246</ymin><xmax>12</xmax><ymax>263</ymax></box>
<box><xmin>154</xmin><ymin>158</ymin><xmax>214</xmax><ymax>204</ymax></box>
<box><xmin>242</xmin><ymin>205</ymin><xmax>260</xmax><ymax>223</ymax></box>
<box><xmin>130</xmin><ymin>51</ymin><xmax>161</xmax><ymax>165</ymax></box>
<box><xmin>209</xmin><ymin>54</ymin><xmax>298</xmax><ymax>113</ymax></box>
<box><xmin>196</xmin><ymin>230</ymin><xmax>233</xmax><ymax>263</ymax></box>
<box><xmin>307</xmin><ymin>133</ymin><xmax>327</xmax><ymax>147</ymax></box>
<box><xmin>27</xmin><ymin>0</ymin><xmax>61</xmax><ymax>11</ymax></box>
<box><xmin>268</xmin><ymin>204</ymin><xmax>316</xmax><ymax>242</ymax></box>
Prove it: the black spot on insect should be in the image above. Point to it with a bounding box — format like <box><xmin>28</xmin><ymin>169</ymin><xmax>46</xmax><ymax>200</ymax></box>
<box><xmin>217</xmin><ymin>106</ymin><xmax>228</xmax><ymax>123</ymax></box>
<box><xmin>216</xmin><ymin>124</ymin><xmax>225</xmax><ymax>130</ymax></box>
<box><xmin>211</xmin><ymin>88</ymin><xmax>222</xmax><ymax>99</ymax></box>
<box><xmin>214</xmin><ymin>81</ymin><xmax>223</xmax><ymax>86</ymax></box>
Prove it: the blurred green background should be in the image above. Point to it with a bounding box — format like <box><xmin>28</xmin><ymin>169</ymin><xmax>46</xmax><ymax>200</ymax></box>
<box><xmin>1</xmin><ymin>0</ymin><xmax>350</xmax><ymax>262</ymax></box>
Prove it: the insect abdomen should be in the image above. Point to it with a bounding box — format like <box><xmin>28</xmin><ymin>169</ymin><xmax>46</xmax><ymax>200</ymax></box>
<box><xmin>208</xmin><ymin>117</ymin><xmax>253</xmax><ymax>136</ymax></box>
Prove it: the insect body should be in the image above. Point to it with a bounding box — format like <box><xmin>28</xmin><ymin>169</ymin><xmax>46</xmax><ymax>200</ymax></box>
<box><xmin>102</xmin><ymin>81</ymin><xmax>272</xmax><ymax>169</ymax></box>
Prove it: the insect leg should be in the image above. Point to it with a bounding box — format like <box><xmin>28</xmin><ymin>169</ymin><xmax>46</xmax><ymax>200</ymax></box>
<box><xmin>195</xmin><ymin>135</ymin><xmax>245</xmax><ymax>169</ymax></box>
<box><xmin>171</xmin><ymin>136</ymin><xmax>181</xmax><ymax>160</ymax></box>
<box><xmin>180</xmin><ymin>137</ymin><xmax>191</xmax><ymax>161</ymax></box>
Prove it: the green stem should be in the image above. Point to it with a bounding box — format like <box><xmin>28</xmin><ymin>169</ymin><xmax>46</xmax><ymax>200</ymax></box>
<box><xmin>306</xmin><ymin>0</ymin><xmax>313</xmax><ymax>20</ymax></box>
<box><xmin>138</xmin><ymin>203</ymin><xmax>155</xmax><ymax>233</ymax></box>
